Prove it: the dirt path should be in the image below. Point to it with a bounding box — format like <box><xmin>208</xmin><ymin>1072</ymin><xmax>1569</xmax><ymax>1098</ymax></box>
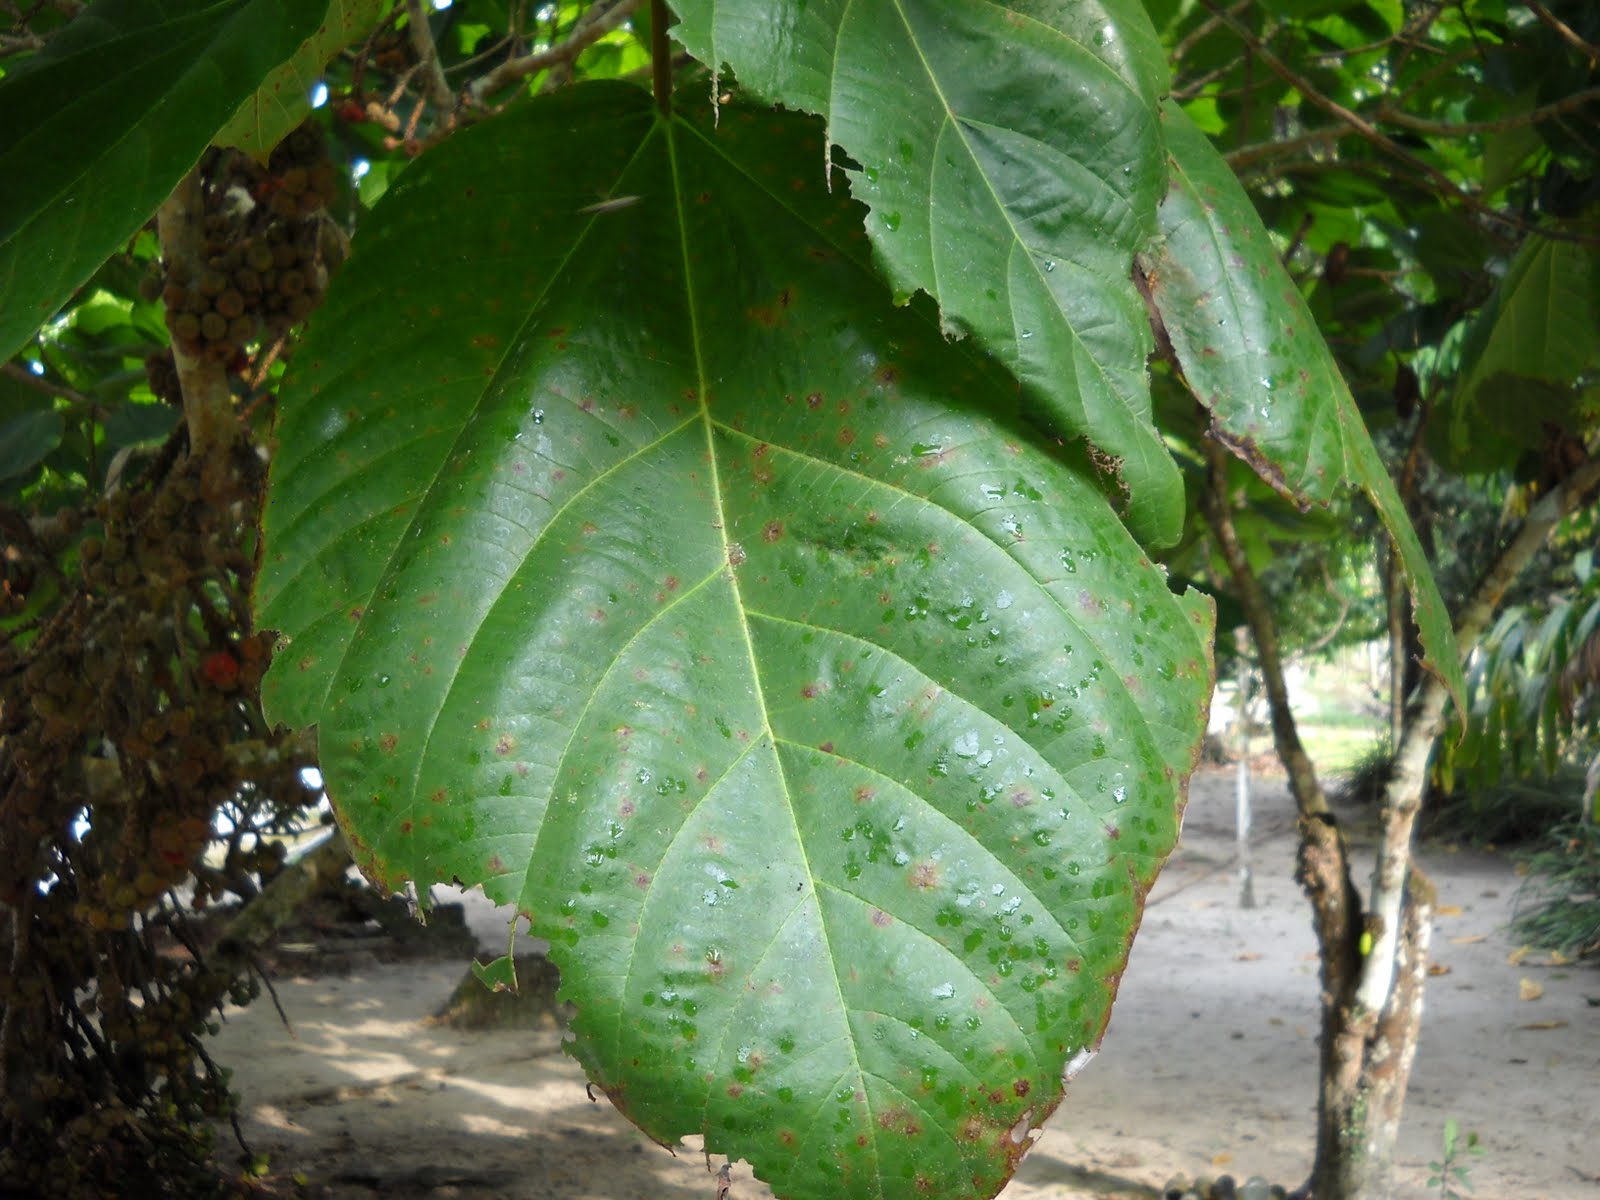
<box><xmin>210</xmin><ymin>770</ymin><xmax>1598</xmax><ymax>1199</ymax></box>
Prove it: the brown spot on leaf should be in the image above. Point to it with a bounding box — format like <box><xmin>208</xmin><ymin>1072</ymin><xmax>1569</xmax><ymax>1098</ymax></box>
<box><xmin>1013</xmin><ymin>1079</ymin><xmax>1030</xmax><ymax>1097</ymax></box>
<box><xmin>871</xmin><ymin>908</ymin><xmax>892</xmax><ymax>927</ymax></box>
<box><xmin>806</xmin><ymin>392</ymin><xmax>823</xmax><ymax>409</ymax></box>
<box><xmin>470</xmin><ymin>333</ymin><xmax>499</xmax><ymax>349</ymax></box>
<box><xmin>399</xmin><ymin>819</ymin><xmax>413</xmax><ymax>834</ymax></box>
<box><xmin>486</xmin><ymin>855</ymin><xmax>506</xmax><ymax>874</ymax></box>
<box><xmin>430</xmin><ymin>788</ymin><xmax>448</xmax><ymax>804</ymax></box>
<box><xmin>495</xmin><ymin>734</ymin><xmax>516</xmax><ymax>755</ymax></box>
<box><xmin>854</xmin><ymin>785</ymin><xmax>875</xmax><ymax>803</ymax></box>
<box><xmin>379</xmin><ymin>733</ymin><xmax>398</xmax><ymax>753</ymax></box>
<box><xmin>838</xmin><ymin>427</ymin><xmax>856</xmax><ymax>446</ymax></box>
<box><xmin>909</xmin><ymin>861</ymin><xmax>941</xmax><ymax>890</ymax></box>
<box><xmin>801</xmin><ymin>683</ymin><xmax>820</xmax><ymax>699</ymax></box>
<box><xmin>762</xmin><ymin>519</ymin><xmax>784</xmax><ymax>542</ymax></box>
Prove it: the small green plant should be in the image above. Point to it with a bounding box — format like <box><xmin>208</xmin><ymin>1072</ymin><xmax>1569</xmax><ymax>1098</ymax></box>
<box><xmin>1426</xmin><ymin>1118</ymin><xmax>1484</xmax><ymax>1199</ymax></box>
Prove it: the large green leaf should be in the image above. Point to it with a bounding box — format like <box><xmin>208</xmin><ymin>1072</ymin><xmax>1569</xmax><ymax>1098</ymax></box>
<box><xmin>257</xmin><ymin>83</ymin><xmax>1212</xmax><ymax>1200</ymax></box>
<box><xmin>668</xmin><ymin>0</ymin><xmax>1184</xmax><ymax>548</ymax></box>
<box><xmin>1443</xmin><ymin>237</ymin><xmax>1600</xmax><ymax>472</ymax></box>
<box><xmin>1143</xmin><ymin>103</ymin><xmax>1345</xmax><ymax>508</ymax></box>
<box><xmin>0</xmin><ymin>0</ymin><xmax>328</xmax><ymax>362</ymax></box>
<box><xmin>1139</xmin><ymin>102</ymin><xmax>1465</xmax><ymax>713</ymax></box>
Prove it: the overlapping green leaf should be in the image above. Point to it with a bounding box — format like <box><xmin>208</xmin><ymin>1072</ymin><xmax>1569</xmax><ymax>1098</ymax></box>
<box><xmin>214</xmin><ymin>0</ymin><xmax>384</xmax><ymax>160</ymax></box>
<box><xmin>668</xmin><ymin>0</ymin><xmax>1184</xmax><ymax>548</ymax></box>
<box><xmin>1139</xmin><ymin>102</ymin><xmax>1464</xmax><ymax>713</ymax></box>
<box><xmin>0</xmin><ymin>0</ymin><xmax>327</xmax><ymax>362</ymax></box>
<box><xmin>257</xmin><ymin>82</ymin><xmax>1212</xmax><ymax>1200</ymax></box>
<box><xmin>1443</xmin><ymin>237</ymin><xmax>1600</xmax><ymax>472</ymax></box>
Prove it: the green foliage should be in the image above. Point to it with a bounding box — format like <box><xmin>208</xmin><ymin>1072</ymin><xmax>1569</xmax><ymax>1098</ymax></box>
<box><xmin>1512</xmin><ymin>818</ymin><xmax>1600</xmax><ymax>960</ymax></box>
<box><xmin>0</xmin><ymin>0</ymin><xmax>329</xmax><ymax>360</ymax></box>
<box><xmin>1437</xmin><ymin>546</ymin><xmax>1600</xmax><ymax>801</ymax></box>
<box><xmin>672</xmin><ymin>0</ymin><xmax>1184</xmax><ymax>547</ymax></box>
<box><xmin>1444</xmin><ymin>237</ymin><xmax>1600</xmax><ymax>474</ymax></box>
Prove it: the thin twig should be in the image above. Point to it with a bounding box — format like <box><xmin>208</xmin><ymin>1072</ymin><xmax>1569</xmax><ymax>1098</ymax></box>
<box><xmin>1375</xmin><ymin>85</ymin><xmax>1600</xmax><ymax>137</ymax></box>
<box><xmin>1196</xmin><ymin>0</ymin><xmax>1600</xmax><ymax>244</ymax></box>
<box><xmin>1529</xmin><ymin>0</ymin><xmax>1600</xmax><ymax>65</ymax></box>
<box><xmin>1</xmin><ymin>360</ymin><xmax>95</xmax><ymax>410</ymax></box>
<box><xmin>1171</xmin><ymin>0</ymin><xmax>1253</xmax><ymax>67</ymax></box>
<box><xmin>0</xmin><ymin>31</ymin><xmax>44</xmax><ymax>56</ymax></box>
<box><xmin>467</xmin><ymin>0</ymin><xmax>644</xmax><ymax>105</ymax></box>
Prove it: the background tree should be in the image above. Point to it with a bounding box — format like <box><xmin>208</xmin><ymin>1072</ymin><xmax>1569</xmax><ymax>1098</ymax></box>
<box><xmin>1147</xmin><ymin>1</ymin><xmax>1600</xmax><ymax>1196</ymax></box>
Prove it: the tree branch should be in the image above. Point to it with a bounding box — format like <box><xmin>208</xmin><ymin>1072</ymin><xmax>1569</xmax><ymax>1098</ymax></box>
<box><xmin>211</xmin><ymin>832</ymin><xmax>354</xmax><ymax>974</ymax></box>
<box><xmin>467</xmin><ymin>0</ymin><xmax>644</xmax><ymax>106</ymax></box>
<box><xmin>1356</xmin><ymin>443</ymin><xmax>1600</xmax><ymax>1013</ymax></box>
<box><xmin>155</xmin><ymin>168</ymin><xmax>237</xmax><ymax>473</ymax></box>
<box><xmin>404</xmin><ymin>0</ymin><xmax>457</xmax><ymax>113</ymax></box>
<box><xmin>1198</xmin><ymin>434</ymin><xmax>1333</xmax><ymax>821</ymax></box>
<box><xmin>1374</xmin><ymin>85</ymin><xmax>1600</xmax><ymax>137</ymax></box>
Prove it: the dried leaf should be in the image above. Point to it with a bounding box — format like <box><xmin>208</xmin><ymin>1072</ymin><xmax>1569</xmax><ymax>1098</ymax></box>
<box><xmin>1211</xmin><ymin>1152</ymin><xmax>1234</xmax><ymax>1166</ymax></box>
<box><xmin>1508</xmin><ymin>944</ymin><xmax>1533</xmax><ymax>966</ymax></box>
<box><xmin>1518</xmin><ymin>1020</ymin><xmax>1568</xmax><ymax>1030</ymax></box>
<box><xmin>1448</xmin><ymin>933</ymin><xmax>1488</xmax><ymax>945</ymax></box>
<box><xmin>1519</xmin><ymin>978</ymin><xmax>1545</xmax><ymax>1001</ymax></box>
<box><xmin>1428</xmin><ymin>962</ymin><xmax>1452</xmax><ymax>977</ymax></box>
<box><xmin>1436</xmin><ymin>903</ymin><xmax>1465</xmax><ymax>917</ymax></box>
<box><xmin>1234</xmin><ymin>951</ymin><xmax>1263</xmax><ymax>962</ymax></box>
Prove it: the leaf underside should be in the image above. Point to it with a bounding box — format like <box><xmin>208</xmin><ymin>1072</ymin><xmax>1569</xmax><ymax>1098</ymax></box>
<box><xmin>669</xmin><ymin>0</ymin><xmax>1186</xmax><ymax>548</ymax></box>
<box><xmin>257</xmin><ymin>83</ymin><xmax>1212</xmax><ymax>1200</ymax></box>
<box><xmin>1142</xmin><ymin>102</ymin><xmax>1464</xmax><ymax>714</ymax></box>
<box><xmin>213</xmin><ymin>0</ymin><xmax>385</xmax><ymax>160</ymax></box>
<box><xmin>0</xmin><ymin>0</ymin><xmax>327</xmax><ymax>362</ymax></box>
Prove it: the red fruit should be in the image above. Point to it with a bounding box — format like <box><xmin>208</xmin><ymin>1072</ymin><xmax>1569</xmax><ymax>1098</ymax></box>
<box><xmin>337</xmin><ymin>100</ymin><xmax>366</xmax><ymax>123</ymax></box>
<box><xmin>202</xmin><ymin>651</ymin><xmax>239</xmax><ymax>687</ymax></box>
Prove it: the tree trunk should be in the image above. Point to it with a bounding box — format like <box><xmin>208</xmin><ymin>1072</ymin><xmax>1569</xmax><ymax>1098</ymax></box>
<box><xmin>1201</xmin><ymin>436</ymin><xmax>1600</xmax><ymax>1199</ymax></box>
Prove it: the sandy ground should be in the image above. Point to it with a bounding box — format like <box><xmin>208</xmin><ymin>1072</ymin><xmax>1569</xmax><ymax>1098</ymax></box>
<box><xmin>209</xmin><ymin>769</ymin><xmax>1599</xmax><ymax>1199</ymax></box>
